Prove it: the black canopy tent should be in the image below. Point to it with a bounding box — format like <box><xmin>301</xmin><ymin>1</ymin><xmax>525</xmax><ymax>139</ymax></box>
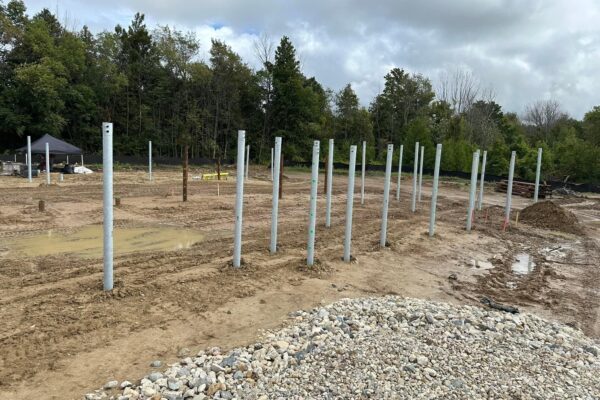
<box><xmin>17</xmin><ymin>134</ymin><xmax>82</xmax><ymax>155</ymax></box>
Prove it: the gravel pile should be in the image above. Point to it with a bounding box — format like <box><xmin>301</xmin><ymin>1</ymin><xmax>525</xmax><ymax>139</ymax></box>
<box><xmin>86</xmin><ymin>296</ymin><xmax>600</xmax><ymax>400</ymax></box>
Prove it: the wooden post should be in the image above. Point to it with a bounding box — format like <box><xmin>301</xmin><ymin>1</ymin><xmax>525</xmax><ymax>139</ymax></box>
<box><xmin>183</xmin><ymin>145</ymin><xmax>189</xmax><ymax>202</ymax></box>
<box><xmin>115</xmin><ymin>197</ymin><xmax>121</xmax><ymax>207</ymax></box>
<box><xmin>38</xmin><ymin>200</ymin><xmax>45</xmax><ymax>212</ymax></box>
<box><xmin>217</xmin><ymin>157</ymin><xmax>221</xmax><ymax>181</ymax></box>
<box><xmin>279</xmin><ymin>153</ymin><xmax>284</xmax><ymax>200</ymax></box>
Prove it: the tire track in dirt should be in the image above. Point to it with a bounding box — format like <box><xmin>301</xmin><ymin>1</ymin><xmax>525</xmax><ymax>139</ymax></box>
<box><xmin>1</xmin><ymin>171</ymin><xmax>599</xmax><ymax>398</ymax></box>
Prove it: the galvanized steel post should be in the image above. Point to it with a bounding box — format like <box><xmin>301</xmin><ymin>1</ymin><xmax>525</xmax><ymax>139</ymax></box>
<box><xmin>343</xmin><ymin>145</ymin><xmax>357</xmax><ymax>262</ymax></box>
<box><xmin>233</xmin><ymin>131</ymin><xmax>246</xmax><ymax>268</ymax></box>
<box><xmin>307</xmin><ymin>140</ymin><xmax>320</xmax><ymax>266</ymax></box>
<box><xmin>245</xmin><ymin>145</ymin><xmax>250</xmax><ymax>180</ymax></box>
<box><xmin>148</xmin><ymin>141</ymin><xmax>153</xmax><ymax>181</ymax></box>
<box><xmin>27</xmin><ymin>136</ymin><xmax>32</xmax><ymax>182</ymax></box>
<box><xmin>429</xmin><ymin>144</ymin><xmax>442</xmax><ymax>236</ymax></box>
<box><xmin>45</xmin><ymin>143</ymin><xmax>50</xmax><ymax>185</ymax></box>
<box><xmin>326</xmin><ymin>139</ymin><xmax>334</xmax><ymax>227</ymax></box>
<box><xmin>361</xmin><ymin>141</ymin><xmax>366</xmax><ymax>205</ymax></box>
<box><xmin>533</xmin><ymin>147</ymin><xmax>542</xmax><ymax>203</ymax></box>
<box><xmin>478</xmin><ymin>150</ymin><xmax>487</xmax><ymax>210</ymax></box>
<box><xmin>270</xmin><ymin>147</ymin><xmax>274</xmax><ymax>181</ymax></box>
<box><xmin>466</xmin><ymin>150</ymin><xmax>480</xmax><ymax>232</ymax></box>
<box><xmin>102</xmin><ymin>122</ymin><xmax>114</xmax><ymax>291</ymax></box>
<box><xmin>396</xmin><ymin>144</ymin><xmax>403</xmax><ymax>201</ymax></box>
<box><xmin>270</xmin><ymin>137</ymin><xmax>282</xmax><ymax>253</ymax></box>
<box><xmin>505</xmin><ymin>151</ymin><xmax>516</xmax><ymax>225</ymax></box>
<box><xmin>418</xmin><ymin>145</ymin><xmax>424</xmax><ymax>202</ymax></box>
<box><xmin>380</xmin><ymin>144</ymin><xmax>394</xmax><ymax>247</ymax></box>
<box><xmin>411</xmin><ymin>142</ymin><xmax>419</xmax><ymax>212</ymax></box>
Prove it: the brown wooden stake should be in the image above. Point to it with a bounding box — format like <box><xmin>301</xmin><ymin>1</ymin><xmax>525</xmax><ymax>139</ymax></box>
<box><xmin>115</xmin><ymin>197</ymin><xmax>121</xmax><ymax>207</ymax></box>
<box><xmin>217</xmin><ymin>157</ymin><xmax>221</xmax><ymax>181</ymax></box>
<box><xmin>38</xmin><ymin>200</ymin><xmax>45</xmax><ymax>212</ymax></box>
<box><xmin>279</xmin><ymin>153</ymin><xmax>284</xmax><ymax>199</ymax></box>
<box><xmin>183</xmin><ymin>145</ymin><xmax>189</xmax><ymax>202</ymax></box>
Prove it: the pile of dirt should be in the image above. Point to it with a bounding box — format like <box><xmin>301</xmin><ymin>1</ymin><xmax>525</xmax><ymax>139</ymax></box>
<box><xmin>520</xmin><ymin>201</ymin><xmax>582</xmax><ymax>234</ymax></box>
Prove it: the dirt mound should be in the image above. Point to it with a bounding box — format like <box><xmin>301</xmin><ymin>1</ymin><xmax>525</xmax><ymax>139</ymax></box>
<box><xmin>520</xmin><ymin>201</ymin><xmax>582</xmax><ymax>234</ymax></box>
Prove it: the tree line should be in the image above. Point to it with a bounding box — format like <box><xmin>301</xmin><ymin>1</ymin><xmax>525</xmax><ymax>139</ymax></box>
<box><xmin>1</xmin><ymin>1</ymin><xmax>599</xmax><ymax>183</ymax></box>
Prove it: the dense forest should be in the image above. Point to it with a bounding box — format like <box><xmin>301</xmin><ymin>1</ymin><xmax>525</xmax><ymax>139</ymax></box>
<box><xmin>1</xmin><ymin>1</ymin><xmax>600</xmax><ymax>183</ymax></box>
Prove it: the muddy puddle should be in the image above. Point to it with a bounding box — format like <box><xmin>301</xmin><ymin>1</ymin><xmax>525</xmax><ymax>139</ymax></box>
<box><xmin>3</xmin><ymin>225</ymin><xmax>204</xmax><ymax>258</ymax></box>
<box><xmin>511</xmin><ymin>253</ymin><xmax>536</xmax><ymax>275</ymax></box>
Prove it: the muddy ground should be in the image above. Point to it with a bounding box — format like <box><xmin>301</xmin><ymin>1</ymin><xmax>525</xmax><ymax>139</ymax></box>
<box><xmin>0</xmin><ymin>166</ymin><xmax>599</xmax><ymax>399</ymax></box>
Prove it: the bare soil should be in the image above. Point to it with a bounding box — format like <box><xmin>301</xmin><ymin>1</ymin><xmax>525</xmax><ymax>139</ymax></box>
<box><xmin>520</xmin><ymin>200</ymin><xmax>583</xmax><ymax>234</ymax></box>
<box><xmin>0</xmin><ymin>167</ymin><xmax>599</xmax><ymax>399</ymax></box>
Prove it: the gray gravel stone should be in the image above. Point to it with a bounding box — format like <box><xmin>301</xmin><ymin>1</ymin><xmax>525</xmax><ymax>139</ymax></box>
<box><xmin>147</xmin><ymin>371</ymin><xmax>163</xmax><ymax>383</ymax></box>
<box><xmin>450</xmin><ymin>378</ymin><xmax>464</xmax><ymax>389</ymax></box>
<box><xmin>167</xmin><ymin>377</ymin><xmax>181</xmax><ymax>390</ymax></box>
<box><xmin>91</xmin><ymin>296</ymin><xmax>600</xmax><ymax>400</ymax></box>
<box><xmin>103</xmin><ymin>380</ymin><xmax>118</xmax><ymax>390</ymax></box>
<box><xmin>119</xmin><ymin>380</ymin><xmax>132</xmax><ymax>389</ymax></box>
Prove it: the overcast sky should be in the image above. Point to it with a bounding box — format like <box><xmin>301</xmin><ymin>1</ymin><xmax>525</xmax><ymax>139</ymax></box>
<box><xmin>23</xmin><ymin>0</ymin><xmax>600</xmax><ymax>118</ymax></box>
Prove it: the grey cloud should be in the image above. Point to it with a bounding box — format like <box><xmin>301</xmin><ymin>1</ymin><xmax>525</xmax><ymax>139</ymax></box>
<box><xmin>24</xmin><ymin>0</ymin><xmax>600</xmax><ymax>118</ymax></box>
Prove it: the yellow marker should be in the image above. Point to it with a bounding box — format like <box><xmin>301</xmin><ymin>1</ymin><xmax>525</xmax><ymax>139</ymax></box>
<box><xmin>202</xmin><ymin>172</ymin><xmax>229</xmax><ymax>180</ymax></box>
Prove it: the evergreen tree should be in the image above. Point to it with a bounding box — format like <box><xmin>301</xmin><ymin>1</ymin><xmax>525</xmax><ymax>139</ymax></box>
<box><xmin>270</xmin><ymin>36</ymin><xmax>308</xmax><ymax>159</ymax></box>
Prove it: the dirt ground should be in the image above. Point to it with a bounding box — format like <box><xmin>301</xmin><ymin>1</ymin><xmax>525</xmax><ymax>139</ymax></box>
<box><xmin>0</xmin><ymin>166</ymin><xmax>599</xmax><ymax>399</ymax></box>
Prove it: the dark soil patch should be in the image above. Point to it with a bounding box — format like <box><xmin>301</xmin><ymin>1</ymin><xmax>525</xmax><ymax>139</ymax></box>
<box><xmin>520</xmin><ymin>201</ymin><xmax>582</xmax><ymax>235</ymax></box>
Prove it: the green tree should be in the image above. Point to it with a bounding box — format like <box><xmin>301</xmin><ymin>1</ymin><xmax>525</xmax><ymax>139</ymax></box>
<box><xmin>271</xmin><ymin>36</ymin><xmax>305</xmax><ymax>158</ymax></box>
<box><xmin>154</xmin><ymin>26</ymin><xmax>200</xmax><ymax>157</ymax></box>
<box><xmin>404</xmin><ymin>117</ymin><xmax>434</xmax><ymax>168</ymax></box>
<box><xmin>370</xmin><ymin>68</ymin><xmax>434</xmax><ymax>156</ymax></box>
<box><xmin>115</xmin><ymin>13</ymin><xmax>159</xmax><ymax>148</ymax></box>
<box><xmin>554</xmin><ymin>127</ymin><xmax>600</xmax><ymax>183</ymax></box>
<box><xmin>429</xmin><ymin>100</ymin><xmax>452</xmax><ymax>144</ymax></box>
<box><xmin>583</xmin><ymin>106</ymin><xmax>600</xmax><ymax>146</ymax></box>
<box><xmin>333</xmin><ymin>83</ymin><xmax>372</xmax><ymax>151</ymax></box>
<box><xmin>270</xmin><ymin>36</ymin><xmax>329</xmax><ymax>160</ymax></box>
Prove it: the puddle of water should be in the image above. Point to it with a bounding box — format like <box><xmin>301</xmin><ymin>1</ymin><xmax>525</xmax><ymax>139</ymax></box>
<box><xmin>5</xmin><ymin>225</ymin><xmax>204</xmax><ymax>258</ymax></box>
<box><xmin>511</xmin><ymin>253</ymin><xmax>536</xmax><ymax>275</ymax></box>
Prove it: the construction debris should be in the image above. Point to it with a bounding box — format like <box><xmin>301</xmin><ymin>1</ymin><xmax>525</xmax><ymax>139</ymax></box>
<box><xmin>495</xmin><ymin>180</ymin><xmax>552</xmax><ymax>198</ymax></box>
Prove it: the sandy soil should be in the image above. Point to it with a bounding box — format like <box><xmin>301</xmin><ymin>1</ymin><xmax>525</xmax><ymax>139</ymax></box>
<box><xmin>0</xmin><ymin>166</ymin><xmax>599</xmax><ymax>399</ymax></box>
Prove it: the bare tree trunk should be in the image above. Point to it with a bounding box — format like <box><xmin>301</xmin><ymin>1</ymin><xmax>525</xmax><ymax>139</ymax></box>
<box><xmin>126</xmin><ymin>85</ymin><xmax>129</xmax><ymax>137</ymax></box>
<box><xmin>224</xmin><ymin>130</ymin><xmax>228</xmax><ymax>161</ymax></box>
<box><xmin>183</xmin><ymin>144</ymin><xmax>189</xmax><ymax>202</ymax></box>
<box><xmin>213</xmin><ymin>98</ymin><xmax>220</xmax><ymax>159</ymax></box>
<box><xmin>138</xmin><ymin>88</ymin><xmax>142</xmax><ymax>135</ymax></box>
